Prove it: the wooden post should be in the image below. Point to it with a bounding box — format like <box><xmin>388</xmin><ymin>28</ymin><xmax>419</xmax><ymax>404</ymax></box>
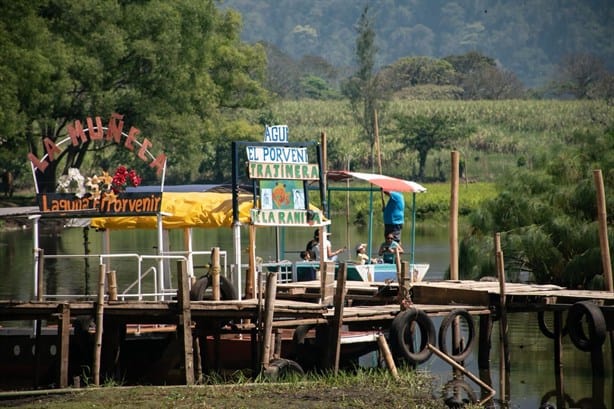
<box><xmin>176</xmin><ymin>259</ymin><xmax>194</xmax><ymax>385</ymax></box>
<box><xmin>478</xmin><ymin>314</ymin><xmax>493</xmax><ymax>369</ymax></box>
<box><xmin>93</xmin><ymin>263</ymin><xmax>106</xmax><ymax>386</ymax></box>
<box><xmin>377</xmin><ymin>335</ymin><xmax>398</xmax><ymax>379</ymax></box>
<box><xmin>107</xmin><ymin>270</ymin><xmax>118</xmax><ymax>301</ymax></box>
<box><xmin>247</xmin><ymin>224</ymin><xmax>257</xmax><ymax>299</ymax></box>
<box><xmin>553</xmin><ymin>309</ymin><xmax>564</xmax><ymax>398</ymax></box>
<box><xmin>450</xmin><ymin>151</ymin><xmax>459</xmax><ymax>280</ymax></box>
<box><xmin>37</xmin><ymin>248</ymin><xmax>44</xmax><ymax>301</ymax></box>
<box><xmin>57</xmin><ymin>303</ymin><xmax>71</xmax><ymax>388</ymax></box>
<box><xmin>211</xmin><ymin>247</ymin><xmax>221</xmax><ymax>301</ymax></box>
<box><xmin>593</xmin><ymin>170</ymin><xmax>613</xmax><ymax>292</ymax></box>
<box><xmin>329</xmin><ymin>262</ymin><xmax>347</xmax><ymax>373</ymax></box>
<box><xmin>193</xmin><ymin>332</ymin><xmax>203</xmax><ymax>383</ymax></box>
<box><xmin>260</xmin><ymin>272</ymin><xmax>277</xmax><ymax>369</ymax></box>
<box><xmin>273</xmin><ymin>328</ymin><xmax>282</xmax><ymax>359</ymax></box>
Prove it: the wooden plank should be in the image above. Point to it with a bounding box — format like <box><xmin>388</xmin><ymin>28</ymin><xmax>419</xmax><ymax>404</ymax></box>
<box><xmin>411</xmin><ymin>284</ymin><xmax>490</xmax><ymax>306</ymax></box>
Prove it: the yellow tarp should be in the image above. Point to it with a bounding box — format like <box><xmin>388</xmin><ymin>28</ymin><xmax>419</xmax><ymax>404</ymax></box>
<box><xmin>90</xmin><ymin>192</ymin><xmax>253</xmax><ymax>230</ymax></box>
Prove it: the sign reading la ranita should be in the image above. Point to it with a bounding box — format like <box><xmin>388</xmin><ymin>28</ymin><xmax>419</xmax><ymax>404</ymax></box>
<box><xmin>247</xmin><ymin>125</ymin><xmax>326</xmax><ymax>227</ymax></box>
<box><xmin>29</xmin><ymin>113</ymin><xmax>166</xmax><ymax>217</ymax></box>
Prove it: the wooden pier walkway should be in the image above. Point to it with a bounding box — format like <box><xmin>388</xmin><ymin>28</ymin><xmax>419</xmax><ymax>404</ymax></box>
<box><xmin>0</xmin><ymin>278</ymin><xmax>612</xmax><ymax>391</ymax></box>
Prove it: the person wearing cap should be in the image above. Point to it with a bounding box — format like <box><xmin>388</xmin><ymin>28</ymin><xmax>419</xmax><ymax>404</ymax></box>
<box><xmin>383</xmin><ymin>190</ymin><xmax>404</xmax><ymax>243</ymax></box>
<box><xmin>355</xmin><ymin>243</ymin><xmax>375</xmax><ymax>265</ymax></box>
<box><xmin>306</xmin><ymin>229</ymin><xmax>345</xmax><ymax>261</ymax></box>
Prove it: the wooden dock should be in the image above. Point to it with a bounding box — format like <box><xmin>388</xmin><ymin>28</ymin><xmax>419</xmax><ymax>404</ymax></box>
<box><xmin>0</xmin><ymin>277</ymin><xmax>613</xmax><ymax>391</ymax></box>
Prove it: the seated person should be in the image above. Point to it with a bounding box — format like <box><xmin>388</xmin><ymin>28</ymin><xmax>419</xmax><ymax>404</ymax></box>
<box><xmin>298</xmin><ymin>250</ymin><xmax>317</xmax><ymax>281</ymax></box>
<box><xmin>355</xmin><ymin>243</ymin><xmax>375</xmax><ymax>265</ymax></box>
<box><xmin>378</xmin><ymin>234</ymin><xmax>404</xmax><ymax>264</ymax></box>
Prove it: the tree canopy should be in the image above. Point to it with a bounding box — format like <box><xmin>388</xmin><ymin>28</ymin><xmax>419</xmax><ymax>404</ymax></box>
<box><xmin>0</xmin><ymin>0</ymin><xmax>269</xmax><ymax>190</ymax></box>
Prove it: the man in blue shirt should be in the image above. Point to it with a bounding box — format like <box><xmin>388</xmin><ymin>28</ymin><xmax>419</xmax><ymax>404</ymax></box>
<box><xmin>383</xmin><ymin>190</ymin><xmax>404</xmax><ymax>242</ymax></box>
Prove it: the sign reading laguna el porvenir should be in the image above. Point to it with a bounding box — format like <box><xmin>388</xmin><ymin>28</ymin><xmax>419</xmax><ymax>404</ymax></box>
<box><xmin>247</xmin><ymin>125</ymin><xmax>324</xmax><ymax>226</ymax></box>
<box><xmin>29</xmin><ymin>113</ymin><xmax>166</xmax><ymax>216</ymax></box>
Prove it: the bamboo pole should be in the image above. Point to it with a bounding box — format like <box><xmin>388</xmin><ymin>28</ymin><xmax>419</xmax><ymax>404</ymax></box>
<box><xmin>428</xmin><ymin>344</ymin><xmax>496</xmax><ymax>405</ymax></box>
<box><xmin>593</xmin><ymin>170</ymin><xmax>613</xmax><ymax>292</ymax></box>
<box><xmin>450</xmin><ymin>151</ymin><xmax>459</xmax><ymax>280</ymax></box>
<box><xmin>374</xmin><ymin>110</ymin><xmax>385</xmax><ymax>210</ymax></box>
<box><xmin>377</xmin><ymin>335</ymin><xmax>398</xmax><ymax>379</ymax></box>
<box><xmin>93</xmin><ymin>263</ymin><xmax>106</xmax><ymax>386</ymax></box>
<box><xmin>107</xmin><ymin>270</ymin><xmax>117</xmax><ymax>301</ymax></box>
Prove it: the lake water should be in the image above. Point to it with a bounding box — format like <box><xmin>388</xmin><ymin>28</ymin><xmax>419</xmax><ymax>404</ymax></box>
<box><xmin>0</xmin><ymin>219</ymin><xmax>611</xmax><ymax>408</ymax></box>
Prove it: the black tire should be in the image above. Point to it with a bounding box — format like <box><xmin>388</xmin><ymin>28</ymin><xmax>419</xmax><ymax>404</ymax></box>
<box><xmin>441</xmin><ymin>378</ymin><xmax>477</xmax><ymax>408</ymax></box>
<box><xmin>566</xmin><ymin>301</ymin><xmax>606</xmax><ymax>352</ymax></box>
<box><xmin>389</xmin><ymin>308</ymin><xmax>435</xmax><ymax>365</ymax></box>
<box><xmin>438</xmin><ymin>309</ymin><xmax>476</xmax><ymax>362</ymax></box>
<box><xmin>263</xmin><ymin>358</ymin><xmax>304</xmax><ymax>380</ymax></box>
<box><xmin>292</xmin><ymin>324</ymin><xmax>316</xmax><ymax>346</ymax></box>
<box><xmin>189</xmin><ymin>274</ymin><xmax>237</xmax><ymax>301</ymax></box>
<box><xmin>537</xmin><ymin>310</ymin><xmax>568</xmax><ymax>339</ymax></box>
<box><xmin>539</xmin><ymin>390</ymin><xmax>574</xmax><ymax>409</ymax></box>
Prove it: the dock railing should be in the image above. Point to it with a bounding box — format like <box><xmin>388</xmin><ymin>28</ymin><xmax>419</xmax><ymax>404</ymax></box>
<box><xmin>37</xmin><ymin>249</ymin><xmax>228</xmax><ymax>301</ymax></box>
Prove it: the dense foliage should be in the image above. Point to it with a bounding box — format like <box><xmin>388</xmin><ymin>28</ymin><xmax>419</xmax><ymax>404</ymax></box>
<box><xmin>459</xmin><ymin>127</ymin><xmax>614</xmax><ymax>288</ymax></box>
<box><xmin>0</xmin><ymin>0</ymin><xmax>269</xmax><ymax>190</ymax></box>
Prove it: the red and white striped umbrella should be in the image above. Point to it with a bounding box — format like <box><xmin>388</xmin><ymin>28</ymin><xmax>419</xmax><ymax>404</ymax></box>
<box><xmin>328</xmin><ymin>170</ymin><xmax>426</xmax><ymax>193</ymax></box>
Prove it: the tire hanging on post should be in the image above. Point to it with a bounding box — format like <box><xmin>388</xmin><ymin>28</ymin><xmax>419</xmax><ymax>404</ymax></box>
<box><xmin>565</xmin><ymin>301</ymin><xmax>606</xmax><ymax>352</ymax></box>
<box><xmin>388</xmin><ymin>308</ymin><xmax>436</xmax><ymax>365</ymax></box>
<box><xmin>438</xmin><ymin>308</ymin><xmax>476</xmax><ymax>362</ymax></box>
<box><xmin>190</xmin><ymin>274</ymin><xmax>237</xmax><ymax>301</ymax></box>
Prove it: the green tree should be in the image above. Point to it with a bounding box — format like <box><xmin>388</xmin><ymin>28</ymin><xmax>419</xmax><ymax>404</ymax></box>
<box><xmin>0</xmin><ymin>0</ymin><xmax>269</xmax><ymax>191</ymax></box>
<box><xmin>394</xmin><ymin>112</ymin><xmax>472</xmax><ymax>180</ymax></box>
<box><xmin>551</xmin><ymin>52</ymin><xmax>609</xmax><ymax>99</ymax></box>
<box><xmin>342</xmin><ymin>5</ymin><xmax>385</xmax><ymax>169</ymax></box>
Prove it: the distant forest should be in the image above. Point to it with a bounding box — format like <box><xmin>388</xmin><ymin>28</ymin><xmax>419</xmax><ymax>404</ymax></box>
<box><xmin>220</xmin><ymin>0</ymin><xmax>613</xmax><ymax>89</ymax></box>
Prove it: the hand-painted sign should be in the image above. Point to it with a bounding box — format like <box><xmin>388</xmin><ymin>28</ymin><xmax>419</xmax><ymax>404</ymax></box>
<box><xmin>264</xmin><ymin>125</ymin><xmax>288</xmax><ymax>142</ymax></box>
<box><xmin>259</xmin><ymin>180</ymin><xmax>304</xmax><ymax>210</ymax></box>
<box><xmin>248</xmin><ymin>162</ymin><xmax>319</xmax><ymax>180</ymax></box>
<box><xmin>28</xmin><ymin>113</ymin><xmax>167</xmax><ymax>176</ymax></box>
<box><xmin>250</xmin><ymin>209</ymin><xmax>326</xmax><ymax>227</ymax></box>
<box><xmin>37</xmin><ymin>191</ymin><xmax>162</xmax><ymax>216</ymax></box>
<box><xmin>246</xmin><ymin>146</ymin><xmax>308</xmax><ymax>163</ymax></box>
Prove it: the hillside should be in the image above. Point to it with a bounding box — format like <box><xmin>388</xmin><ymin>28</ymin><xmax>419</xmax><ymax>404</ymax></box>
<box><xmin>221</xmin><ymin>0</ymin><xmax>614</xmax><ymax>88</ymax></box>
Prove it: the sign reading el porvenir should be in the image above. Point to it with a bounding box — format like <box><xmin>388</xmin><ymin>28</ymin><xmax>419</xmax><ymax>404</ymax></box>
<box><xmin>37</xmin><ymin>191</ymin><xmax>162</xmax><ymax>216</ymax></box>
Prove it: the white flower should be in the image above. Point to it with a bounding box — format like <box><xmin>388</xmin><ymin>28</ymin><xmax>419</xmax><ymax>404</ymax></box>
<box><xmin>56</xmin><ymin>168</ymin><xmax>86</xmax><ymax>198</ymax></box>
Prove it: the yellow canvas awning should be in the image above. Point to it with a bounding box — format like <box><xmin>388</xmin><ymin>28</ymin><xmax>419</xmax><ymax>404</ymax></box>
<box><xmin>90</xmin><ymin>192</ymin><xmax>253</xmax><ymax>230</ymax></box>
